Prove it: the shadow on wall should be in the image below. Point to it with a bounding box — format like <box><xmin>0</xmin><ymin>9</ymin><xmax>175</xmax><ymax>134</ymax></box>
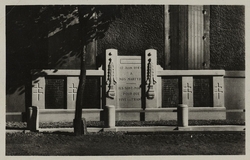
<box><xmin>6</xmin><ymin>5</ymin><xmax>126</xmax><ymax>112</ymax></box>
<box><xmin>6</xmin><ymin>6</ymin><xmax>83</xmax><ymax>112</ymax></box>
<box><xmin>7</xmin><ymin>6</ymin><xmax>74</xmax><ymax>93</ymax></box>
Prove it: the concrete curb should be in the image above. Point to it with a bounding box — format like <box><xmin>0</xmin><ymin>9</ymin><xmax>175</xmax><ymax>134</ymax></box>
<box><xmin>6</xmin><ymin>125</ymin><xmax>245</xmax><ymax>133</ymax></box>
<box><xmin>178</xmin><ymin>125</ymin><xmax>245</xmax><ymax>131</ymax></box>
<box><xmin>6</xmin><ymin>130</ymin><xmax>31</xmax><ymax>133</ymax></box>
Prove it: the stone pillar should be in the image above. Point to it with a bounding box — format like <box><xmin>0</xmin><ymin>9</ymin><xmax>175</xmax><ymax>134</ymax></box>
<box><xmin>104</xmin><ymin>105</ymin><xmax>115</xmax><ymax>128</ymax></box>
<box><xmin>177</xmin><ymin>104</ymin><xmax>188</xmax><ymax>127</ymax></box>
<box><xmin>145</xmin><ymin>49</ymin><xmax>158</xmax><ymax>108</ymax></box>
<box><xmin>28</xmin><ymin>106</ymin><xmax>39</xmax><ymax>131</ymax></box>
<box><xmin>213</xmin><ymin>76</ymin><xmax>224</xmax><ymax>107</ymax></box>
<box><xmin>182</xmin><ymin>77</ymin><xmax>193</xmax><ymax>107</ymax></box>
<box><xmin>67</xmin><ymin>77</ymin><xmax>79</xmax><ymax>109</ymax></box>
<box><xmin>32</xmin><ymin>77</ymin><xmax>45</xmax><ymax>109</ymax></box>
<box><xmin>105</xmin><ymin>49</ymin><xmax>118</xmax><ymax>107</ymax></box>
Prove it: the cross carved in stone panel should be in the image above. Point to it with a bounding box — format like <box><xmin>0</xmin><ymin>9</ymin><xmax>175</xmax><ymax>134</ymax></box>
<box><xmin>68</xmin><ymin>83</ymin><xmax>78</xmax><ymax>101</ymax></box>
<box><xmin>33</xmin><ymin>83</ymin><xmax>44</xmax><ymax>101</ymax></box>
<box><xmin>183</xmin><ymin>83</ymin><xmax>192</xmax><ymax>99</ymax></box>
<box><xmin>214</xmin><ymin>83</ymin><xmax>223</xmax><ymax>99</ymax></box>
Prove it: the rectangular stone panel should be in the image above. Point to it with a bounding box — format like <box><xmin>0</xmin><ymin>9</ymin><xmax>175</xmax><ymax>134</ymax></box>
<box><xmin>182</xmin><ymin>77</ymin><xmax>193</xmax><ymax>107</ymax></box>
<box><xmin>82</xmin><ymin>77</ymin><xmax>101</xmax><ymax>108</ymax></box>
<box><xmin>45</xmin><ymin>77</ymin><xmax>66</xmax><ymax>109</ymax></box>
<box><xmin>162</xmin><ymin>77</ymin><xmax>180</xmax><ymax>107</ymax></box>
<box><xmin>117</xmin><ymin>56</ymin><xmax>142</xmax><ymax>108</ymax></box>
<box><xmin>213</xmin><ymin>76</ymin><xmax>224</xmax><ymax>107</ymax></box>
<box><xmin>32</xmin><ymin>77</ymin><xmax>45</xmax><ymax>109</ymax></box>
<box><xmin>193</xmin><ymin>76</ymin><xmax>212</xmax><ymax>107</ymax></box>
<box><xmin>67</xmin><ymin>77</ymin><xmax>79</xmax><ymax>109</ymax></box>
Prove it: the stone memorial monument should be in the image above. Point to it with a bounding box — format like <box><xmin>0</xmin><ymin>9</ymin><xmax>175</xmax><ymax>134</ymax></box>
<box><xmin>31</xmin><ymin>48</ymin><xmax>226</xmax><ymax>122</ymax></box>
<box><xmin>105</xmin><ymin>49</ymin><xmax>161</xmax><ymax>120</ymax></box>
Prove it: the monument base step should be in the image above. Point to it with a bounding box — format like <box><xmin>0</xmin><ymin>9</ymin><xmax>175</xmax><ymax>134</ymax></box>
<box><xmin>33</xmin><ymin>125</ymin><xmax>245</xmax><ymax>133</ymax></box>
<box><xmin>178</xmin><ymin>125</ymin><xmax>245</xmax><ymax>131</ymax></box>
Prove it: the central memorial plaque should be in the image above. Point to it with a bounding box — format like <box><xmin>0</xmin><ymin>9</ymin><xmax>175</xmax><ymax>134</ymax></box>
<box><xmin>117</xmin><ymin>56</ymin><xmax>142</xmax><ymax>108</ymax></box>
<box><xmin>105</xmin><ymin>49</ymin><xmax>158</xmax><ymax>112</ymax></box>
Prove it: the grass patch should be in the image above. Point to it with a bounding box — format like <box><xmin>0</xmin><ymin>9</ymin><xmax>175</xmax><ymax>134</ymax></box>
<box><xmin>6</xmin><ymin>131</ymin><xmax>245</xmax><ymax>155</ymax></box>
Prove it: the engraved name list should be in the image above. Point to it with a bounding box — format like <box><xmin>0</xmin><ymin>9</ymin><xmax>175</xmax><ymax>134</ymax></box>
<box><xmin>117</xmin><ymin>57</ymin><xmax>142</xmax><ymax>108</ymax></box>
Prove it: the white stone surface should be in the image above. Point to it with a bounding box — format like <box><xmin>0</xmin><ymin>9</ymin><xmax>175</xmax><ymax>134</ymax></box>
<box><xmin>157</xmin><ymin>70</ymin><xmax>225</xmax><ymax>76</ymax></box>
<box><xmin>105</xmin><ymin>49</ymin><xmax>118</xmax><ymax>107</ymax></box>
<box><xmin>117</xmin><ymin>56</ymin><xmax>141</xmax><ymax>108</ymax></box>
<box><xmin>67</xmin><ymin>77</ymin><xmax>79</xmax><ymax>109</ymax></box>
<box><xmin>104</xmin><ymin>105</ymin><xmax>115</xmax><ymax>128</ymax></box>
<box><xmin>145</xmin><ymin>49</ymin><xmax>158</xmax><ymax>108</ymax></box>
<box><xmin>213</xmin><ymin>76</ymin><xmax>224</xmax><ymax>107</ymax></box>
<box><xmin>177</xmin><ymin>104</ymin><xmax>189</xmax><ymax>127</ymax></box>
<box><xmin>182</xmin><ymin>77</ymin><xmax>193</xmax><ymax>107</ymax></box>
<box><xmin>32</xmin><ymin>77</ymin><xmax>45</xmax><ymax>109</ymax></box>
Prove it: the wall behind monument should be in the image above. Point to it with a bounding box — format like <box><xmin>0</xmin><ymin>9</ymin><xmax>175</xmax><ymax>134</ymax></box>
<box><xmin>210</xmin><ymin>5</ymin><xmax>245</xmax><ymax>120</ymax></box>
<box><xmin>98</xmin><ymin>5</ymin><xmax>245</xmax><ymax>71</ymax></box>
<box><xmin>97</xmin><ymin>5</ymin><xmax>165</xmax><ymax>67</ymax></box>
<box><xmin>210</xmin><ymin>5</ymin><xmax>245</xmax><ymax>70</ymax></box>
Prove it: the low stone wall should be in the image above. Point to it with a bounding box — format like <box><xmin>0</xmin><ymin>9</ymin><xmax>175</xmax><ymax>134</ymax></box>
<box><xmin>224</xmin><ymin>71</ymin><xmax>245</xmax><ymax>120</ymax></box>
<box><xmin>6</xmin><ymin>71</ymin><xmax>245</xmax><ymax>122</ymax></box>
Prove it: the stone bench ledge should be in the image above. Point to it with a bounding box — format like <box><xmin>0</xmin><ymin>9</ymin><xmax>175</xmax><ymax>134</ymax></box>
<box><xmin>115</xmin><ymin>107</ymin><xmax>229</xmax><ymax>112</ymax></box>
<box><xmin>39</xmin><ymin>109</ymin><xmax>103</xmax><ymax>114</ymax></box>
<box><xmin>31</xmin><ymin>69</ymin><xmax>104</xmax><ymax>76</ymax></box>
<box><xmin>6</xmin><ymin>112</ymin><xmax>23</xmax><ymax>115</ymax></box>
<box><xmin>116</xmin><ymin>108</ymin><xmax>177</xmax><ymax>112</ymax></box>
<box><xmin>224</xmin><ymin>71</ymin><xmax>245</xmax><ymax>78</ymax></box>
<box><xmin>188</xmin><ymin>107</ymin><xmax>226</xmax><ymax>112</ymax></box>
<box><xmin>157</xmin><ymin>70</ymin><xmax>225</xmax><ymax>76</ymax></box>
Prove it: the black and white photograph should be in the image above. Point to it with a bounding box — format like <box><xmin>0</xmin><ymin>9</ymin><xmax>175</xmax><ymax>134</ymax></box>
<box><xmin>3</xmin><ymin>0</ymin><xmax>247</xmax><ymax>157</ymax></box>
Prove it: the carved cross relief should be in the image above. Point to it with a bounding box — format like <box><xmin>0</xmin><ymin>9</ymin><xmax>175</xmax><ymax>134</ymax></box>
<box><xmin>183</xmin><ymin>83</ymin><xmax>192</xmax><ymax>99</ymax></box>
<box><xmin>33</xmin><ymin>83</ymin><xmax>44</xmax><ymax>101</ymax></box>
<box><xmin>214</xmin><ymin>83</ymin><xmax>223</xmax><ymax>99</ymax></box>
<box><xmin>68</xmin><ymin>83</ymin><xmax>78</xmax><ymax>101</ymax></box>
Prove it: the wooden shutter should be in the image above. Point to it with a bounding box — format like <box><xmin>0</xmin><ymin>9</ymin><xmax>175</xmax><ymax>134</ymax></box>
<box><xmin>166</xmin><ymin>5</ymin><xmax>210</xmax><ymax>70</ymax></box>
